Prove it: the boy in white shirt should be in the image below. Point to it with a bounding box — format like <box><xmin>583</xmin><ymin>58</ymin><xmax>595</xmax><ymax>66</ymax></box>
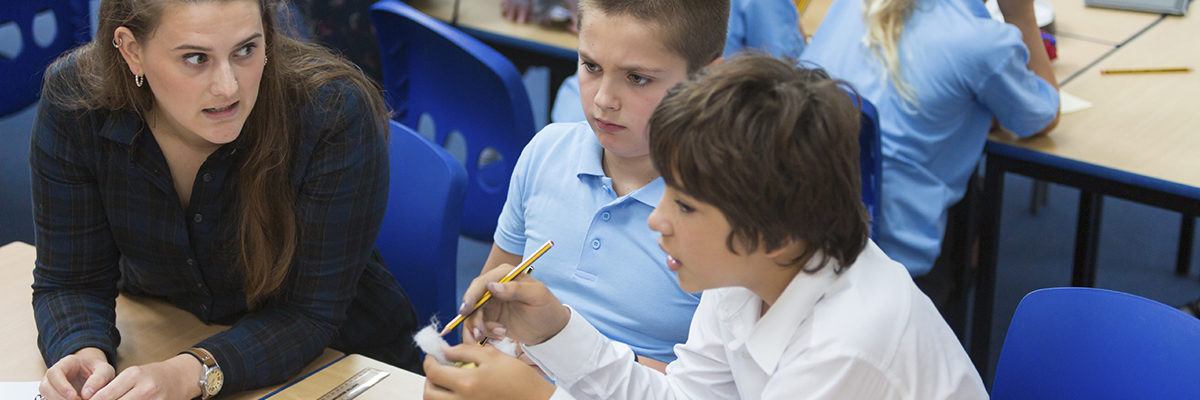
<box><xmin>424</xmin><ymin>55</ymin><xmax>987</xmax><ymax>399</ymax></box>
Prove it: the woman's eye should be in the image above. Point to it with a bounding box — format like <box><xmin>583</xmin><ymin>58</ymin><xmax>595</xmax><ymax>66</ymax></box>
<box><xmin>629</xmin><ymin>74</ymin><xmax>650</xmax><ymax>86</ymax></box>
<box><xmin>183</xmin><ymin>53</ymin><xmax>207</xmax><ymax>65</ymax></box>
<box><xmin>235</xmin><ymin>43</ymin><xmax>256</xmax><ymax>57</ymax></box>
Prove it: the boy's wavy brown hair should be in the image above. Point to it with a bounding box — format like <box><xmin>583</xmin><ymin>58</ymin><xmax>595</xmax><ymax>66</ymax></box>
<box><xmin>650</xmin><ymin>55</ymin><xmax>869</xmax><ymax>273</ymax></box>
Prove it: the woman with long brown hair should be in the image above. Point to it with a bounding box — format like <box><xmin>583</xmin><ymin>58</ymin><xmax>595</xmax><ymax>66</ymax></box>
<box><xmin>31</xmin><ymin>0</ymin><xmax>419</xmax><ymax>398</ymax></box>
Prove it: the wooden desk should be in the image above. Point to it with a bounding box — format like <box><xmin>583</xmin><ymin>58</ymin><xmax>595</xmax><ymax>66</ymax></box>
<box><xmin>0</xmin><ymin>242</ymin><xmax>342</xmax><ymax>399</ymax></box>
<box><xmin>1049</xmin><ymin>0</ymin><xmax>1161</xmax><ymax>44</ymax></box>
<box><xmin>266</xmin><ymin>354</ymin><xmax>424</xmax><ymax>399</ymax></box>
<box><xmin>411</xmin><ymin>0</ymin><xmax>579</xmax><ymax>59</ymax></box>
<box><xmin>972</xmin><ymin>13</ymin><xmax>1199</xmax><ymax>379</ymax></box>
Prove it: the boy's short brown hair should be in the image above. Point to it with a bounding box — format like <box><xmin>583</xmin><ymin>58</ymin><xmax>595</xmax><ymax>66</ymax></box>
<box><xmin>577</xmin><ymin>0</ymin><xmax>729</xmax><ymax>73</ymax></box>
<box><xmin>649</xmin><ymin>55</ymin><xmax>869</xmax><ymax>273</ymax></box>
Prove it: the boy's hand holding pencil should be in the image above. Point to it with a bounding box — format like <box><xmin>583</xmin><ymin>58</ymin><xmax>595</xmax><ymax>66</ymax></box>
<box><xmin>441</xmin><ymin>241</ymin><xmax>570</xmax><ymax>347</ymax></box>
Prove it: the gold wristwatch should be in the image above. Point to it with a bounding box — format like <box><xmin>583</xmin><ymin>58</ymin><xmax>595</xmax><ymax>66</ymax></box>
<box><xmin>181</xmin><ymin>347</ymin><xmax>224</xmax><ymax>399</ymax></box>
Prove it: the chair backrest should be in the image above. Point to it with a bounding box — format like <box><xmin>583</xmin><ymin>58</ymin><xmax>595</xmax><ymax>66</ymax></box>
<box><xmin>0</xmin><ymin>0</ymin><xmax>89</xmax><ymax>115</ymax></box>
<box><xmin>0</xmin><ymin>1</ymin><xmax>88</xmax><ymax>244</ymax></box>
<box><xmin>992</xmin><ymin>287</ymin><xmax>1200</xmax><ymax>399</ymax></box>
<box><xmin>369</xmin><ymin>0</ymin><xmax>536</xmax><ymax>240</ymax></box>
<box><xmin>376</xmin><ymin>120</ymin><xmax>468</xmax><ymax>326</ymax></box>
<box><xmin>846</xmin><ymin>90</ymin><xmax>882</xmax><ymax>238</ymax></box>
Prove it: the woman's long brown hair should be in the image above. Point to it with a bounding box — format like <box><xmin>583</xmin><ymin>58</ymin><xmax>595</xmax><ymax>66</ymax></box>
<box><xmin>42</xmin><ymin>0</ymin><xmax>390</xmax><ymax>308</ymax></box>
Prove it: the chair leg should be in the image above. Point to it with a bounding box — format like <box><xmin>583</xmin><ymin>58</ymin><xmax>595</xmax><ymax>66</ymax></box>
<box><xmin>1028</xmin><ymin>180</ymin><xmax>1049</xmax><ymax>215</ymax></box>
<box><xmin>1178</xmin><ymin>214</ymin><xmax>1194</xmax><ymax>277</ymax></box>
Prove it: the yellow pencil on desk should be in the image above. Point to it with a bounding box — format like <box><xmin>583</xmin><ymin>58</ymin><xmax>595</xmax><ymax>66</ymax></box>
<box><xmin>1100</xmin><ymin>67</ymin><xmax>1190</xmax><ymax>75</ymax></box>
<box><xmin>439</xmin><ymin>240</ymin><xmax>554</xmax><ymax>337</ymax></box>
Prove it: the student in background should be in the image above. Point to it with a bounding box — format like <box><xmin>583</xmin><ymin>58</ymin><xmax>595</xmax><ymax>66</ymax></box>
<box><xmin>427</xmin><ymin>55</ymin><xmax>987</xmax><ymax>399</ymax></box>
<box><xmin>32</xmin><ymin>0</ymin><xmax>419</xmax><ymax>398</ymax></box>
<box><xmin>800</xmin><ymin>0</ymin><xmax>1059</xmax><ymax>314</ymax></box>
<box><xmin>464</xmin><ymin>0</ymin><xmax>729</xmax><ymax>374</ymax></box>
<box><xmin>547</xmin><ymin>0</ymin><xmax>805</xmax><ymax>123</ymax></box>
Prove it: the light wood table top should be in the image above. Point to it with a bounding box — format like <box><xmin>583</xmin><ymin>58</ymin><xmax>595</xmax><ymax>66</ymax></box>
<box><xmin>411</xmin><ymin>0</ymin><xmax>580</xmax><ymax>51</ymax></box>
<box><xmin>267</xmin><ymin>354</ymin><xmax>425</xmax><ymax>399</ymax></box>
<box><xmin>990</xmin><ymin>13</ymin><xmax>1200</xmax><ymax>190</ymax></box>
<box><xmin>1048</xmin><ymin>0</ymin><xmax>1161</xmax><ymax>44</ymax></box>
<box><xmin>0</xmin><ymin>241</ymin><xmax>342</xmax><ymax>399</ymax></box>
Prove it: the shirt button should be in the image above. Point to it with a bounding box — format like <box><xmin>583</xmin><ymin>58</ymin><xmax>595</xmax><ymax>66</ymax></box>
<box><xmin>196</xmin><ymin>282</ymin><xmax>204</xmax><ymax>289</ymax></box>
<box><xmin>200</xmin><ymin>304</ymin><xmax>208</xmax><ymax>312</ymax></box>
<box><xmin>186</xmin><ymin>258</ymin><xmax>196</xmax><ymax>266</ymax></box>
<box><xmin>193</xmin><ymin>213</ymin><xmax>203</xmax><ymax>223</ymax></box>
<box><xmin>591</xmin><ymin>239</ymin><xmax>601</xmax><ymax>250</ymax></box>
<box><xmin>600</xmin><ymin>211</ymin><xmax>611</xmax><ymax>221</ymax></box>
<box><xmin>202</xmin><ymin>173</ymin><xmax>213</xmax><ymax>183</ymax></box>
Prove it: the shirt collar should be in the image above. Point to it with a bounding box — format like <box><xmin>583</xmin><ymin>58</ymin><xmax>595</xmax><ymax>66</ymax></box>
<box><xmin>573</xmin><ymin>128</ymin><xmax>664</xmax><ymax>208</ymax></box>
<box><xmin>574</xmin><ymin>132</ymin><xmax>606</xmax><ymax>179</ymax></box>
<box><xmin>98</xmin><ymin>109</ymin><xmax>143</xmax><ymax>145</ymax></box>
<box><xmin>97</xmin><ymin>109</ymin><xmax>242</xmax><ymax>157</ymax></box>
<box><xmin>745</xmin><ymin>253</ymin><xmax>842</xmax><ymax>374</ymax></box>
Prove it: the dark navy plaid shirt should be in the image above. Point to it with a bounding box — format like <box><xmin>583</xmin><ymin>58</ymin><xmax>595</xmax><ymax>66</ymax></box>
<box><xmin>30</xmin><ymin>60</ymin><xmax>420</xmax><ymax>394</ymax></box>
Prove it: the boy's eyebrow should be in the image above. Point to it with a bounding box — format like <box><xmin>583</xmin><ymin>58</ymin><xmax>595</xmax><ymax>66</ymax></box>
<box><xmin>173</xmin><ymin>32</ymin><xmax>264</xmax><ymax>52</ymax></box>
<box><xmin>577</xmin><ymin>50</ymin><xmax>668</xmax><ymax>74</ymax></box>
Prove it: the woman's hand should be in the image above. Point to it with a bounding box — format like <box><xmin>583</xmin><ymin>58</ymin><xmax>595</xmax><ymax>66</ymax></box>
<box><xmin>85</xmin><ymin>354</ymin><xmax>202</xmax><ymax>400</ymax></box>
<box><xmin>40</xmin><ymin>348</ymin><xmax>114</xmax><ymax>400</ymax></box>
<box><xmin>423</xmin><ymin>345</ymin><xmax>556</xmax><ymax>400</ymax></box>
<box><xmin>460</xmin><ymin>264</ymin><xmax>570</xmax><ymax>346</ymax></box>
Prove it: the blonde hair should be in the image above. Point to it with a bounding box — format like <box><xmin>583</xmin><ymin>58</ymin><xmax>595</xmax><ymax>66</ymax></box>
<box><xmin>862</xmin><ymin>0</ymin><xmax>917</xmax><ymax>104</ymax></box>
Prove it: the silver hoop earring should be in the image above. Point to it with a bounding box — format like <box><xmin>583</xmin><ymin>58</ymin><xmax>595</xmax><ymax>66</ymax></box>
<box><xmin>135</xmin><ymin>74</ymin><xmax>144</xmax><ymax>88</ymax></box>
<box><xmin>112</xmin><ymin>38</ymin><xmax>121</xmax><ymax>48</ymax></box>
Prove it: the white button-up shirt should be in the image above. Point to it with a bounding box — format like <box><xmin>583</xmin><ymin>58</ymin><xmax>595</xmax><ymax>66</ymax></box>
<box><xmin>527</xmin><ymin>241</ymin><xmax>987</xmax><ymax>399</ymax></box>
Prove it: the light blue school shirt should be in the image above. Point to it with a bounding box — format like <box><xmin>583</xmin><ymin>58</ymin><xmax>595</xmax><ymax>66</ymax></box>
<box><xmin>551</xmin><ymin>0</ymin><xmax>806</xmax><ymax>123</ymax></box>
<box><xmin>494</xmin><ymin>121</ymin><xmax>700</xmax><ymax>362</ymax></box>
<box><xmin>800</xmin><ymin>0</ymin><xmax>1058</xmax><ymax>275</ymax></box>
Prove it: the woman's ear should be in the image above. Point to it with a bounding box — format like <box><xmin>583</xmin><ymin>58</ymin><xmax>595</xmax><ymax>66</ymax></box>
<box><xmin>113</xmin><ymin>27</ymin><xmax>144</xmax><ymax>76</ymax></box>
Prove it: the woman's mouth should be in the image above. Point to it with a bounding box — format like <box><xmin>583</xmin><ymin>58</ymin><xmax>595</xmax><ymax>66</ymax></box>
<box><xmin>203</xmin><ymin>101</ymin><xmax>239</xmax><ymax>120</ymax></box>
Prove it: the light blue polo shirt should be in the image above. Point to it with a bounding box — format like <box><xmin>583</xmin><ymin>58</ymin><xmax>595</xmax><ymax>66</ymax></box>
<box><xmin>494</xmin><ymin>121</ymin><xmax>700</xmax><ymax>362</ymax></box>
<box><xmin>800</xmin><ymin>0</ymin><xmax>1058</xmax><ymax>275</ymax></box>
<box><xmin>551</xmin><ymin>0</ymin><xmax>807</xmax><ymax>123</ymax></box>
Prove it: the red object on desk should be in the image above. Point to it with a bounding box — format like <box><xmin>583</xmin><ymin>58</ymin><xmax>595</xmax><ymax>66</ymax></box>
<box><xmin>1041</xmin><ymin>30</ymin><xmax>1057</xmax><ymax>60</ymax></box>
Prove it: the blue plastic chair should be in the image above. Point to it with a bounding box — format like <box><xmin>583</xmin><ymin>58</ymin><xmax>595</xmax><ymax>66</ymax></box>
<box><xmin>846</xmin><ymin>91</ymin><xmax>882</xmax><ymax>238</ymax></box>
<box><xmin>1</xmin><ymin>1</ymin><xmax>88</xmax><ymax>245</ymax></box>
<box><xmin>992</xmin><ymin>287</ymin><xmax>1200</xmax><ymax>399</ymax></box>
<box><xmin>376</xmin><ymin>120</ymin><xmax>468</xmax><ymax>326</ymax></box>
<box><xmin>369</xmin><ymin>0</ymin><xmax>536</xmax><ymax>240</ymax></box>
<box><xmin>1</xmin><ymin>1</ymin><xmax>89</xmax><ymax>115</ymax></box>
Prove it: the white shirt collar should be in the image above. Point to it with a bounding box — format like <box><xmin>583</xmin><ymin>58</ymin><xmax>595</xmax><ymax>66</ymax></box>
<box><xmin>717</xmin><ymin>253</ymin><xmax>843</xmax><ymax>373</ymax></box>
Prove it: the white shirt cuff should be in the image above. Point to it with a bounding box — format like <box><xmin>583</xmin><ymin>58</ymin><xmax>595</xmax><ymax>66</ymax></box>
<box><xmin>524</xmin><ymin>305</ymin><xmax>618</xmax><ymax>383</ymax></box>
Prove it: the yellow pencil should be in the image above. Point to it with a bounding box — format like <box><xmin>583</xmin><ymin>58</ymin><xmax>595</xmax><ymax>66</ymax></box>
<box><xmin>1100</xmin><ymin>67</ymin><xmax>1191</xmax><ymax>75</ymax></box>
<box><xmin>440</xmin><ymin>240</ymin><xmax>554</xmax><ymax>336</ymax></box>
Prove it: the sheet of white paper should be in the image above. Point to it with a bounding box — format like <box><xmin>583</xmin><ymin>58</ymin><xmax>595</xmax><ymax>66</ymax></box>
<box><xmin>0</xmin><ymin>381</ymin><xmax>41</xmax><ymax>399</ymax></box>
<box><xmin>1060</xmin><ymin>90</ymin><xmax>1093</xmax><ymax>114</ymax></box>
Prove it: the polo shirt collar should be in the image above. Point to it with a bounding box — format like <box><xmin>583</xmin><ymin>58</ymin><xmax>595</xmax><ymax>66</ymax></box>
<box><xmin>573</xmin><ymin>132</ymin><xmax>664</xmax><ymax>208</ymax></box>
<box><xmin>745</xmin><ymin>253</ymin><xmax>842</xmax><ymax>373</ymax></box>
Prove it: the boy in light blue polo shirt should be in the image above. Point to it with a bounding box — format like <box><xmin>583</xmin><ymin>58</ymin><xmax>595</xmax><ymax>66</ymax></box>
<box><xmin>550</xmin><ymin>0</ymin><xmax>804</xmax><ymax>123</ymax></box>
<box><xmin>465</xmin><ymin>0</ymin><xmax>730</xmax><ymax>370</ymax></box>
<box><xmin>800</xmin><ymin>0</ymin><xmax>1059</xmax><ymax>278</ymax></box>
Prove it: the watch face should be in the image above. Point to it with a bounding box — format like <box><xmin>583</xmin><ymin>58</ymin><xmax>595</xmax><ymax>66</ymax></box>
<box><xmin>205</xmin><ymin>369</ymin><xmax>224</xmax><ymax>395</ymax></box>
